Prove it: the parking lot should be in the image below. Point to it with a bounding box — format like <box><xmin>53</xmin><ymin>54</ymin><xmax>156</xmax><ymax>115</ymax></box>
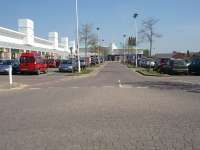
<box><xmin>0</xmin><ymin>62</ymin><xmax>200</xmax><ymax>150</ymax></box>
<box><xmin>1</xmin><ymin>64</ymin><xmax>200</xmax><ymax>89</ymax></box>
<box><xmin>0</xmin><ymin>68</ymin><xmax>76</xmax><ymax>88</ymax></box>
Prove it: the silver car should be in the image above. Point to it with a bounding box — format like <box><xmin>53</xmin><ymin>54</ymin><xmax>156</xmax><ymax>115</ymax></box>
<box><xmin>0</xmin><ymin>59</ymin><xmax>13</xmax><ymax>74</ymax></box>
<box><xmin>59</xmin><ymin>59</ymin><xmax>78</xmax><ymax>72</ymax></box>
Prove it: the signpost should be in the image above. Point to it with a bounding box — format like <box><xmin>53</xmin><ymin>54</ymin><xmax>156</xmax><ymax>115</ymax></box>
<box><xmin>9</xmin><ymin>65</ymin><xmax>13</xmax><ymax>86</ymax></box>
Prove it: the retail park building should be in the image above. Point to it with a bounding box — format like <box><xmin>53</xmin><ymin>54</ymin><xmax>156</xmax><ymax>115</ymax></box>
<box><xmin>0</xmin><ymin>18</ymin><xmax>144</xmax><ymax>60</ymax></box>
<box><xmin>0</xmin><ymin>19</ymin><xmax>76</xmax><ymax>59</ymax></box>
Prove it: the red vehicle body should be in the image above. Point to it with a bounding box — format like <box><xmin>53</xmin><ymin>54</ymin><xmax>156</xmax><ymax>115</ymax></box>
<box><xmin>55</xmin><ymin>59</ymin><xmax>61</xmax><ymax>68</ymax></box>
<box><xmin>45</xmin><ymin>59</ymin><xmax>57</xmax><ymax>68</ymax></box>
<box><xmin>19</xmin><ymin>52</ymin><xmax>47</xmax><ymax>75</ymax></box>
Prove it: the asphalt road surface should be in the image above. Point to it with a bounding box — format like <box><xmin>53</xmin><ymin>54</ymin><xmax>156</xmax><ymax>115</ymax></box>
<box><xmin>0</xmin><ymin>62</ymin><xmax>200</xmax><ymax>150</ymax></box>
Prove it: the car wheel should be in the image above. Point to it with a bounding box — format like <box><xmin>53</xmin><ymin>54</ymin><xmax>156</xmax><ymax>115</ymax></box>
<box><xmin>44</xmin><ymin>68</ymin><xmax>48</xmax><ymax>74</ymax></box>
<box><xmin>36</xmin><ymin>69</ymin><xmax>40</xmax><ymax>75</ymax></box>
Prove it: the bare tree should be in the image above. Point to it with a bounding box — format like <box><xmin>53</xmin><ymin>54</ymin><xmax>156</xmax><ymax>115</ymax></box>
<box><xmin>139</xmin><ymin>18</ymin><xmax>162</xmax><ymax>56</ymax></box>
<box><xmin>79</xmin><ymin>24</ymin><xmax>97</xmax><ymax>57</ymax></box>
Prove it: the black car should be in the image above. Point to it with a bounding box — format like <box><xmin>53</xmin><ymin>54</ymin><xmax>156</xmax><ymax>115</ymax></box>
<box><xmin>188</xmin><ymin>58</ymin><xmax>200</xmax><ymax>75</ymax></box>
<box><xmin>12</xmin><ymin>59</ymin><xmax>20</xmax><ymax>74</ymax></box>
<box><xmin>154</xmin><ymin>58</ymin><xmax>171</xmax><ymax>73</ymax></box>
<box><xmin>80</xmin><ymin>59</ymin><xmax>86</xmax><ymax>69</ymax></box>
<box><xmin>91</xmin><ymin>56</ymin><xmax>98</xmax><ymax>65</ymax></box>
<box><xmin>162</xmin><ymin>59</ymin><xmax>188</xmax><ymax>75</ymax></box>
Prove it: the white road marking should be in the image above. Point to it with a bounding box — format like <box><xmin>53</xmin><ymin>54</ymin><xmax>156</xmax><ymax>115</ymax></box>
<box><xmin>71</xmin><ymin>87</ymin><xmax>80</xmax><ymax>89</ymax></box>
<box><xmin>121</xmin><ymin>85</ymin><xmax>132</xmax><ymax>89</ymax></box>
<box><xmin>137</xmin><ymin>86</ymin><xmax>148</xmax><ymax>89</ymax></box>
<box><xmin>103</xmin><ymin>86</ymin><xmax>115</xmax><ymax>88</ymax></box>
<box><xmin>29</xmin><ymin>88</ymin><xmax>41</xmax><ymax>90</ymax></box>
<box><xmin>118</xmin><ymin>80</ymin><xmax>122</xmax><ymax>88</ymax></box>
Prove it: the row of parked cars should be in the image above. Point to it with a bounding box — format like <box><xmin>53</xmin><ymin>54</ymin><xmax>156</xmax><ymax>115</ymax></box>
<box><xmin>0</xmin><ymin>52</ymin><xmax>104</xmax><ymax>75</ymax></box>
<box><xmin>59</xmin><ymin>55</ymin><xmax>104</xmax><ymax>72</ymax></box>
<box><xmin>138</xmin><ymin>57</ymin><xmax>200</xmax><ymax>75</ymax></box>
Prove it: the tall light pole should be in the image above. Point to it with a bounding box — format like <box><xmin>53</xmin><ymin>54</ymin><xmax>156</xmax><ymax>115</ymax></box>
<box><xmin>123</xmin><ymin>34</ymin><xmax>126</xmax><ymax>64</ymax></box>
<box><xmin>133</xmin><ymin>13</ymin><xmax>139</xmax><ymax>68</ymax></box>
<box><xmin>102</xmin><ymin>39</ymin><xmax>105</xmax><ymax>62</ymax></box>
<box><xmin>96</xmin><ymin>27</ymin><xmax>100</xmax><ymax>64</ymax></box>
<box><xmin>76</xmin><ymin>0</ymin><xmax>81</xmax><ymax>73</ymax></box>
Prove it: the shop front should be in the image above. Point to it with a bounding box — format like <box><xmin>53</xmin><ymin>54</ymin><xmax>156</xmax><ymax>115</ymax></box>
<box><xmin>0</xmin><ymin>48</ymin><xmax>11</xmax><ymax>59</ymax></box>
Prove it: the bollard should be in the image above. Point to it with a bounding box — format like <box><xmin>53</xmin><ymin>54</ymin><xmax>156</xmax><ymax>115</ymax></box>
<box><xmin>9</xmin><ymin>65</ymin><xmax>13</xmax><ymax>86</ymax></box>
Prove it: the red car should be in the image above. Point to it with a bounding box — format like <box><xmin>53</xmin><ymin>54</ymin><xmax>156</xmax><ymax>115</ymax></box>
<box><xmin>19</xmin><ymin>52</ymin><xmax>48</xmax><ymax>75</ymax></box>
<box><xmin>46</xmin><ymin>59</ymin><xmax>57</xmax><ymax>68</ymax></box>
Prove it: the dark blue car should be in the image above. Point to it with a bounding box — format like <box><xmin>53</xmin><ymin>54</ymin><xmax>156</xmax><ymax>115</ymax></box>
<box><xmin>189</xmin><ymin>58</ymin><xmax>200</xmax><ymax>75</ymax></box>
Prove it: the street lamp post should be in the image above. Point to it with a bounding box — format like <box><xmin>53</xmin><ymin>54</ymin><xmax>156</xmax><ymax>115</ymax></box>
<box><xmin>133</xmin><ymin>13</ymin><xmax>139</xmax><ymax>68</ymax></box>
<box><xmin>96</xmin><ymin>27</ymin><xmax>100</xmax><ymax>64</ymax></box>
<box><xmin>123</xmin><ymin>34</ymin><xmax>126</xmax><ymax>64</ymax></box>
<box><xmin>76</xmin><ymin>0</ymin><xmax>81</xmax><ymax>73</ymax></box>
<box><xmin>102</xmin><ymin>39</ymin><xmax>105</xmax><ymax>62</ymax></box>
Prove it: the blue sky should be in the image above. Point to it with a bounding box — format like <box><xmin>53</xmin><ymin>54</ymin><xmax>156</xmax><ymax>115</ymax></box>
<box><xmin>0</xmin><ymin>0</ymin><xmax>200</xmax><ymax>53</ymax></box>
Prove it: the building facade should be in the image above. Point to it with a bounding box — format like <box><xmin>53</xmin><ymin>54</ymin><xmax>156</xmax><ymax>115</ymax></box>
<box><xmin>0</xmin><ymin>19</ymin><xmax>73</xmax><ymax>59</ymax></box>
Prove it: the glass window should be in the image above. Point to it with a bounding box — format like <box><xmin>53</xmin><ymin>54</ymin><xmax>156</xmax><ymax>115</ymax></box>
<box><xmin>61</xmin><ymin>60</ymin><xmax>72</xmax><ymax>64</ymax></box>
<box><xmin>174</xmin><ymin>60</ymin><xmax>186</xmax><ymax>65</ymax></box>
<box><xmin>20</xmin><ymin>57</ymin><xmax>35</xmax><ymax>63</ymax></box>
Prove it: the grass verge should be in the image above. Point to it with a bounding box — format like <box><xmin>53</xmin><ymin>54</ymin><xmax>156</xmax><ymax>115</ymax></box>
<box><xmin>127</xmin><ymin>64</ymin><xmax>136</xmax><ymax>68</ymax></box>
<box><xmin>136</xmin><ymin>69</ymin><xmax>166</xmax><ymax>77</ymax></box>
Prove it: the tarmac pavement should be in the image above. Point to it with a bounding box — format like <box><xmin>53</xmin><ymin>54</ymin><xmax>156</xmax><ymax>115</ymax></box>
<box><xmin>0</xmin><ymin>62</ymin><xmax>200</xmax><ymax>150</ymax></box>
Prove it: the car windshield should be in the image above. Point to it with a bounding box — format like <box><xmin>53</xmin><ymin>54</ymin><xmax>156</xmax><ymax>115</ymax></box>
<box><xmin>61</xmin><ymin>60</ymin><xmax>73</xmax><ymax>64</ymax></box>
<box><xmin>0</xmin><ymin>60</ymin><xmax>12</xmax><ymax>65</ymax></box>
<box><xmin>20</xmin><ymin>57</ymin><xmax>35</xmax><ymax>63</ymax></box>
<box><xmin>13</xmin><ymin>59</ymin><xmax>19</xmax><ymax>64</ymax></box>
<box><xmin>174</xmin><ymin>60</ymin><xmax>186</xmax><ymax>65</ymax></box>
<box><xmin>161</xmin><ymin>58</ymin><xmax>169</xmax><ymax>63</ymax></box>
<box><xmin>192</xmin><ymin>59</ymin><xmax>200</xmax><ymax>65</ymax></box>
<box><xmin>80</xmin><ymin>60</ymin><xmax>85</xmax><ymax>62</ymax></box>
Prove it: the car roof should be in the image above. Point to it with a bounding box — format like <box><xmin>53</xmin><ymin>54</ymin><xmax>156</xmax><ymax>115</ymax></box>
<box><xmin>20</xmin><ymin>52</ymin><xmax>41</xmax><ymax>57</ymax></box>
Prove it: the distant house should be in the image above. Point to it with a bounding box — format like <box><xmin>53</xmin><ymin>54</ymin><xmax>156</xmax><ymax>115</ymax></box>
<box><xmin>172</xmin><ymin>51</ymin><xmax>187</xmax><ymax>59</ymax></box>
<box><xmin>154</xmin><ymin>51</ymin><xmax>200</xmax><ymax>60</ymax></box>
<box><xmin>191</xmin><ymin>51</ymin><xmax>200</xmax><ymax>58</ymax></box>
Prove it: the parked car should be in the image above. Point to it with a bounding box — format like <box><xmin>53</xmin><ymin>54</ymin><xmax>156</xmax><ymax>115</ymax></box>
<box><xmin>138</xmin><ymin>58</ymin><xmax>147</xmax><ymax>67</ymax></box>
<box><xmin>154</xmin><ymin>58</ymin><xmax>171</xmax><ymax>73</ymax></box>
<box><xmin>188</xmin><ymin>58</ymin><xmax>200</xmax><ymax>75</ymax></box>
<box><xmin>162</xmin><ymin>59</ymin><xmax>188</xmax><ymax>75</ymax></box>
<box><xmin>46</xmin><ymin>59</ymin><xmax>57</xmax><ymax>68</ymax></box>
<box><xmin>55</xmin><ymin>59</ymin><xmax>61</xmax><ymax>68</ymax></box>
<box><xmin>80</xmin><ymin>58</ymin><xmax>86</xmax><ymax>69</ymax></box>
<box><xmin>19</xmin><ymin>52</ymin><xmax>48</xmax><ymax>75</ymax></box>
<box><xmin>91</xmin><ymin>56</ymin><xmax>98</xmax><ymax>65</ymax></box>
<box><xmin>84</xmin><ymin>57</ymin><xmax>91</xmax><ymax>66</ymax></box>
<box><xmin>12</xmin><ymin>58</ymin><xmax>20</xmax><ymax>74</ymax></box>
<box><xmin>100</xmin><ymin>56</ymin><xmax>104</xmax><ymax>63</ymax></box>
<box><xmin>0</xmin><ymin>59</ymin><xmax>13</xmax><ymax>74</ymax></box>
<box><xmin>146</xmin><ymin>58</ymin><xmax>155</xmax><ymax>68</ymax></box>
<box><xmin>59</xmin><ymin>59</ymin><xmax>78</xmax><ymax>72</ymax></box>
<box><xmin>185</xmin><ymin>59</ymin><xmax>191</xmax><ymax>67</ymax></box>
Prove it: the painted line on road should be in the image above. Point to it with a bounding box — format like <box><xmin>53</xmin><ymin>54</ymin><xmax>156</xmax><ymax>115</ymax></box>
<box><xmin>29</xmin><ymin>88</ymin><xmax>41</xmax><ymax>90</ymax></box>
<box><xmin>120</xmin><ymin>85</ymin><xmax>132</xmax><ymax>89</ymax></box>
<box><xmin>118</xmin><ymin>80</ymin><xmax>122</xmax><ymax>88</ymax></box>
<box><xmin>103</xmin><ymin>86</ymin><xmax>115</xmax><ymax>88</ymax></box>
<box><xmin>137</xmin><ymin>86</ymin><xmax>149</xmax><ymax>89</ymax></box>
<box><xmin>71</xmin><ymin>86</ymin><xmax>80</xmax><ymax>89</ymax></box>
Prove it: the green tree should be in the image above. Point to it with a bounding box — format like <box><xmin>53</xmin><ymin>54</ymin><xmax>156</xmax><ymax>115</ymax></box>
<box><xmin>143</xmin><ymin>49</ymin><xmax>149</xmax><ymax>57</ymax></box>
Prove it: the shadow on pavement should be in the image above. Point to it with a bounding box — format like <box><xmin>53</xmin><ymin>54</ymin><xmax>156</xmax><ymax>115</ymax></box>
<box><xmin>123</xmin><ymin>81</ymin><xmax>200</xmax><ymax>94</ymax></box>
